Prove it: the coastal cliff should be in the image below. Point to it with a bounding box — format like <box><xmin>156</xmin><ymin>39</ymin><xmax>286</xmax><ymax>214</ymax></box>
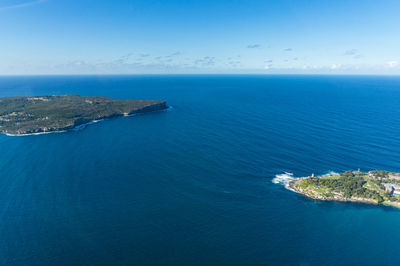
<box><xmin>0</xmin><ymin>95</ymin><xmax>167</xmax><ymax>135</ymax></box>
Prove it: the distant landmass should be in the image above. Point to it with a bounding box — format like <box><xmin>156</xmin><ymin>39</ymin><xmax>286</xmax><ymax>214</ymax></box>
<box><xmin>289</xmin><ymin>170</ymin><xmax>400</xmax><ymax>208</ymax></box>
<box><xmin>0</xmin><ymin>95</ymin><xmax>167</xmax><ymax>135</ymax></box>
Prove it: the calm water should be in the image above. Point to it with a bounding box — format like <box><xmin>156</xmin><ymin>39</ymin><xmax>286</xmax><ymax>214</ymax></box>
<box><xmin>0</xmin><ymin>75</ymin><xmax>400</xmax><ymax>265</ymax></box>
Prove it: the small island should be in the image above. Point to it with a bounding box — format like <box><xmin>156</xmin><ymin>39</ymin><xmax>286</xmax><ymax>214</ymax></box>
<box><xmin>0</xmin><ymin>95</ymin><xmax>167</xmax><ymax>135</ymax></box>
<box><xmin>289</xmin><ymin>170</ymin><xmax>400</xmax><ymax>208</ymax></box>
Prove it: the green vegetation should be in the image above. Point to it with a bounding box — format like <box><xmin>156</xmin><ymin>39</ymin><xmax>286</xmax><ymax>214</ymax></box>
<box><xmin>0</xmin><ymin>95</ymin><xmax>166</xmax><ymax>135</ymax></box>
<box><xmin>369</xmin><ymin>170</ymin><xmax>389</xmax><ymax>178</ymax></box>
<box><xmin>294</xmin><ymin>170</ymin><xmax>400</xmax><ymax>205</ymax></box>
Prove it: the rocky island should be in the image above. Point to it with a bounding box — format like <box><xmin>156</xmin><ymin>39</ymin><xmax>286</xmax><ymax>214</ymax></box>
<box><xmin>0</xmin><ymin>95</ymin><xmax>167</xmax><ymax>135</ymax></box>
<box><xmin>289</xmin><ymin>170</ymin><xmax>400</xmax><ymax>208</ymax></box>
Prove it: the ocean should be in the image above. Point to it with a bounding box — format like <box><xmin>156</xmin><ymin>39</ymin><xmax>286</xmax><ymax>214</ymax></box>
<box><xmin>0</xmin><ymin>75</ymin><xmax>400</xmax><ymax>265</ymax></box>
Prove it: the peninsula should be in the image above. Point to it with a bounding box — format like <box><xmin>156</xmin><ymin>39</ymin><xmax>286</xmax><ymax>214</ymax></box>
<box><xmin>0</xmin><ymin>95</ymin><xmax>167</xmax><ymax>135</ymax></box>
<box><xmin>289</xmin><ymin>170</ymin><xmax>400</xmax><ymax>208</ymax></box>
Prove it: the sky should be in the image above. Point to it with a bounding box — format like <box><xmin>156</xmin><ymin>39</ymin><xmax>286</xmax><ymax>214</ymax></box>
<box><xmin>0</xmin><ymin>0</ymin><xmax>400</xmax><ymax>75</ymax></box>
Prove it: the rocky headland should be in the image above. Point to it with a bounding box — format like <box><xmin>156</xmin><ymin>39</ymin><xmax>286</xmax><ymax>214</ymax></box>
<box><xmin>0</xmin><ymin>95</ymin><xmax>167</xmax><ymax>135</ymax></box>
<box><xmin>289</xmin><ymin>170</ymin><xmax>400</xmax><ymax>208</ymax></box>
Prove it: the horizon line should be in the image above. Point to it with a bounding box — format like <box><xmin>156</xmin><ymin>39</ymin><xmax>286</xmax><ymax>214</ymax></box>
<box><xmin>0</xmin><ymin>73</ymin><xmax>400</xmax><ymax>77</ymax></box>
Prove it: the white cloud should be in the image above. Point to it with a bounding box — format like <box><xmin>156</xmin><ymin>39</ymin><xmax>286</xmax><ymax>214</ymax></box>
<box><xmin>386</xmin><ymin>61</ymin><xmax>398</xmax><ymax>68</ymax></box>
<box><xmin>0</xmin><ymin>0</ymin><xmax>47</xmax><ymax>11</ymax></box>
<box><xmin>73</xmin><ymin>61</ymin><xmax>84</xmax><ymax>66</ymax></box>
<box><xmin>331</xmin><ymin>64</ymin><xmax>342</xmax><ymax>70</ymax></box>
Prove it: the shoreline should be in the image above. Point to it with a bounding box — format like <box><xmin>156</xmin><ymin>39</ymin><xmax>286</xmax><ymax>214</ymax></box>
<box><xmin>3</xmin><ymin>105</ymin><xmax>171</xmax><ymax>137</ymax></box>
<box><xmin>288</xmin><ymin>176</ymin><xmax>400</xmax><ymax>209</ymax></box>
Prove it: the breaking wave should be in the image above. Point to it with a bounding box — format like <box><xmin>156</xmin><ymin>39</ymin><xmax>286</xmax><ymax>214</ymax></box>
<box><xmin>5</xmin><ymin>130</ymin><xmax>66</xmax><ymax>137</ymax></box>
<box><xmin>73</xmin><ymin>119</ymin><xmax>103</xmax><ymax>131</ymax></box>
<box><xmin>324</xmin><ymin>171</ymin><xmax>338</xmax><ymax>175</ymax></box>
<box><xmin>272</xmin><ymin>172</ymin><xmax>296</xmax><ymax>190</ymax></box>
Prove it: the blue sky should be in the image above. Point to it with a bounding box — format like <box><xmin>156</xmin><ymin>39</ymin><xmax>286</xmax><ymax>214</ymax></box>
<box><xmin>1</xmin><ymin>0</ymin><xmax>400</xmax><ymax>74</ymax></box>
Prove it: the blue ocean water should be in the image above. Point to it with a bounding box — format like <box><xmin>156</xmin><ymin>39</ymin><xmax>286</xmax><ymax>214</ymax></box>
<box><xmin>0</xmin><ymin>75</ymin><xmax>400</xmax><ymax>265</ymax></box>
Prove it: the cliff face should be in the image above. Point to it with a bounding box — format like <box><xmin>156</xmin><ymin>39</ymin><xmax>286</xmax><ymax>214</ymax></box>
<box><xmin>130</xmin><ymin>101</ymin><xmax>168</xmax><ymax>114</ymax></box>
<box><xmin>0</xmin><ymin>95</ymin><xmax>167</xmax><ymax>135</ymax></box>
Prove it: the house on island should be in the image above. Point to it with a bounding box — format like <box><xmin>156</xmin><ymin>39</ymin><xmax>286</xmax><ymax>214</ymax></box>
<box><xmin>368</xmin><ymin>171</ymin><xmax>400</xmax><ymax>181</ymax></box>
<box><xmin>388</xmin><ymin>173</ymin><xmax>400</xmax><ymax>180</ymax></box>
<box><xmin>368</xmin><ymin>171</ymin><xmax>388</xmax><ymax>180</ymax></box>
<box><xmin>382</xmin><ymin>183</ymin><xmax>400</xmax><ymax>196</ymax></box>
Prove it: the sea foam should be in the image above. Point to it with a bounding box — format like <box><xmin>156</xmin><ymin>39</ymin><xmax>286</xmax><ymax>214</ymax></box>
<box><xmin>5</xmin><ymin>130</ymin><xmax>66</xmax><ymax>137</ymax></box>
<box><xmin>272</xmin><ymin>172</ymin><xmax>296</xmax><ymax>190</ymax></box>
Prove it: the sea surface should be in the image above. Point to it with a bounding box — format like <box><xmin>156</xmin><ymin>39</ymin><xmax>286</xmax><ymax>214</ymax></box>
<box><xmin>0</xmin><ymin>75</ymin><xmax>400</xmax><ymax>265</ymax></box>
